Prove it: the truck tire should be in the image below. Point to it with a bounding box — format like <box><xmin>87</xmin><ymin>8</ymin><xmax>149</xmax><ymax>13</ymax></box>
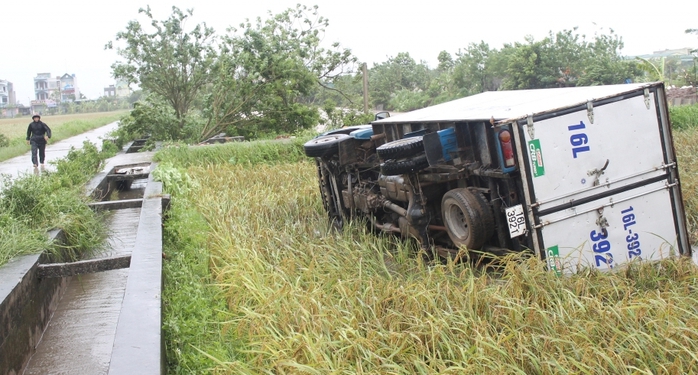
<box><xmin>376</xmin><ymin>137</ymin><xmax>424</xmax><ymax>160</ymax></box>
<box><xmin>380</xmin><ymin>154</ymin><xmax>429</xmax><ymax>176</ymax></box>
<box><xmin>317</xmin><ymin>160</ymin><xmax>346</xmax><ymax>230</ymax></box>
<box><xmin>441</xmin><ymin>188</ymin><xmax>494</xmax><ymax>249</ymax></box>
<box><xmin>304</xmin><ymin>134</ymin><xmax>351</xmax><ymax>157</ymax></box>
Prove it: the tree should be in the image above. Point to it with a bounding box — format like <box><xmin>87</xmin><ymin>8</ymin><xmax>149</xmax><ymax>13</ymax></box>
<box><xmin>369</xmin><ymin>52</ymin><xmax>430</xmax><ymax>109</ymax></box>
<box><xmin>452</xmin><ymin>42</ymin><xmax>499</xmax><ymax>96</ymax></box>
<box><xmin>437</xmin><ymin>51</ymin><xmax>453</xmax><ymax>72</ymax></box>
<box><xmin>107</xmin><ymin>6</ymin><xmax>216</xmax><ymax>137</ymax></box>
<box><xmin>498</xmin><ymin>29</ymin><xmax>640</xmax><ymax>90</ymax></box>
<box><xmin>200</xmin><ymin>4</ymin><xmax>356</xmax><ymax>139</ymax></box>
<box><xmin>576</xmin><ymin>31</ymin><xmax>640</xmax><ymax>86</ymax></box>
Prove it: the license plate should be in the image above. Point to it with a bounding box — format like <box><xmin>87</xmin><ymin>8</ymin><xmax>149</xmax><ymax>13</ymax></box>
<box><xmin>505</xmin><ymin>204</ymin><xmax>527</xmax><ymax>238</ymax></box>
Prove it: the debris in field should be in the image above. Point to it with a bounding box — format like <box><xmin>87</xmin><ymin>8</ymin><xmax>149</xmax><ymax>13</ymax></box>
<box><xmin>198</xmin><ymin>133</ymin><xmax>245</xmax><ymax>145</ymax></box>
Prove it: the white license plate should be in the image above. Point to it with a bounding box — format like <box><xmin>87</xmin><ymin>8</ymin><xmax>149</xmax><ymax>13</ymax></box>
<box><xmin>505</xmin><ymin>204</ymin><xmax>527</xmax><ymax>238</ymax></box>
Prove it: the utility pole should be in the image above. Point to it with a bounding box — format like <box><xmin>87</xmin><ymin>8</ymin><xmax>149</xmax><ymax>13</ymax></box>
<box><xmin>362</xmin><ymin>63</ymin><xmax>369</xmax><ymax>114</ymax></box>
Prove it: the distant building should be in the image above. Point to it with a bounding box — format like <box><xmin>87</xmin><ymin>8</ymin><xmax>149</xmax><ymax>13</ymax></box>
<box><xmin>32</xmin><ymin>72</ymin><xmax>80</xmax><ymax>114</ymax></box>
<box><xmin>33</xmin><ymin>72</ymin><xmax>80</xmax><ymax>102</ymax></box>
<box><xmin>633</xmin><ymin>48</ymin><xmax>696</xmax><ymax>65</ymax></box>
<box><xmin>0</xmin><ymin>79</ymin><xmax>19</xmax><ymax>118</ymax></box>
<box><xmin>104</xmin><ymin>80</ymin><xmax>131</xmax><ymax>98</ymax></box>
<box><xmin>104</xmin><ymin>85</ymin><xmax>116</xmax><ymax>97</ymax></box>
<box><xmin>0</xmin><ymin>79</ymin><xmax>16</xmax><ymax>107</ymax></box>
<box><xmin>59</xmin><ymin>73</ymin><xmax>80</xmax><ymax>101</ymax></box>
<box><xmin>34</xmin><ymin>73</ymin><xmax>59</xmax><ymax>102</ymax></box>
<box><xmin>115</xmin><ymin>79</ymin><xmax>130</xmax><ymax>97</ymax></box>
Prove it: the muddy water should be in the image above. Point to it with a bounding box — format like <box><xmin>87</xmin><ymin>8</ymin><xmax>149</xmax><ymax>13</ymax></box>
<box><xmin>22</xmin><ymin>208</ymin><xmax>141</xmax><ymax>374</ymax></box>
<box><xmin>115</xmin><ymin>179</ymin><xmax>147</xmax><ymax>201</ymax></box>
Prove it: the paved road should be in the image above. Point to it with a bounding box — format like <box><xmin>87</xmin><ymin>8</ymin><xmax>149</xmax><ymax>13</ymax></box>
<box><xmin>0</xmin><ymin>121</ymin><xmax>119</xmax><ymax>178</ymax></box>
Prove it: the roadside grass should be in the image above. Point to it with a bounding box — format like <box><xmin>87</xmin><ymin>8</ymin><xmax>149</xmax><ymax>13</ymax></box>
<box><xmin>0</xmin><ymin>111</ymin><xmax>127</xmax><ymax>162</ymax></box>
<box><xmin>674</xmin><ymin>126</ymin><xmax>698</xmax><ymax>245</ymax></box>
<box><xmin>0</xmin><ymin>141</ymin><xmax>114</xmax><ymax>267</ymax></box>
<box><xmin>159</xmin><ymin>140</ymin><xmax>698</xmax><ymax>374</ymax></box>
<box><xmin>153</xmin><ymin>138</ymin><xmax>309</xmax><ymax>168</ymax></box>
<box><xmin>669</xmin><ymin>103</ymin><xmax>698</xmax><ymax>131</ymax></box>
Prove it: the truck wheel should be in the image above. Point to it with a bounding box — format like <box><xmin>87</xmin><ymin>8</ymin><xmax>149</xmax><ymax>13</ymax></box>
<box><xmin>304</xmin><ymin>134</ymin><xmax>351</xmax><ymax>157</ymax></box>
<box><xmin>380</xmin><ymin>154</ymin><xmax>429</xmax><ymax>176</ymax></box>
<box><xmin>317</xmin><ymin>160</ymin><xmax>346</xmax><ymax>230</ymax></box>
<box><xmin>376</xmin><ymin>137</ymin><xmax>424</xmax><ymax>160</ymax></box>
<box><xmin>441</xmin><ymin>188</ymin><xmax>494</xmax><ymax>249</ymax></box>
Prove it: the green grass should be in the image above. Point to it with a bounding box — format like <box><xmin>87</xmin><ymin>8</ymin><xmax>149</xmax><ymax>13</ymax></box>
<box><xmin>154</xmin><ymin>138</ymin><xmax>310</xmax><ymax>168</ymax></box>
<box><xmin>0</xmin><ymin>111</ymin><xmax>127</xmax><ymax>162</ymax></box>
<box><xmin>674</xmin><ymin>126</ymin><xmax>698</xmax><ymax>245</ymax></box>
<box><xmin>669</xmin><ymin>104</ymin><xmax>698</xmax><ymax>131</ymax></box>
<box><xmin>0</xmin><ymin>141</ymin><xmax>114</xmax><ymax>267</ymax></box>
<box><xmin>162</xmin><ymin>192</ymin><xmax>238</xmax><ymax>374</ymax></box>
<box><xmin>158</xmin><ymin>140</ymin><xmax>698</xmax><ymax>374</ymax></box>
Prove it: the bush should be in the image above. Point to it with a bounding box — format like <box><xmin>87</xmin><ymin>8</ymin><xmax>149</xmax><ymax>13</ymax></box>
<box><xmin>669</xmin><ymin>104</ymin><xmax>698</xmax><ymax>131</ymax></box>
<box><xmin>115</xmin><ymin>97</ymin><xmax>199</xmax><ymax>145</ymax></box>
<box><xmin>0</xmin><ymin>134</ymin><xmax>8</xmax><ymax>148</ymax></box>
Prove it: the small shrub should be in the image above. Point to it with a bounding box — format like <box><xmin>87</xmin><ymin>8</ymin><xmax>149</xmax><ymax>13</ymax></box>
<box><xmin>669</xmin><ymin>104</ymin><xmax>698</xmax><ymax>131</ymax></box>
<box><xmin>0</xmin><ymin>134</ymin><xmax>8</xmax><ymax>148</ymax></box>
<box><xmin>101</xmin><ymin>139</ymin><xmax>119</xmax><ymax>157</ymax></box>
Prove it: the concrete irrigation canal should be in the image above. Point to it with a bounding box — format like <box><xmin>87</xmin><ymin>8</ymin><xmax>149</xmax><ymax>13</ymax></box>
<box><xmin>0</xmin><ymin>124</ymin><xmax>167</xmax><ymax>375</ymax></box>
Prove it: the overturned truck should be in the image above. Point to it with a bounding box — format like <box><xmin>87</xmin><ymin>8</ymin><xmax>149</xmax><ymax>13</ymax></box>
<box><xmin>304</xmin><ymin>82</ymin><xmax>691</xmax><ymax>273</ymax></box>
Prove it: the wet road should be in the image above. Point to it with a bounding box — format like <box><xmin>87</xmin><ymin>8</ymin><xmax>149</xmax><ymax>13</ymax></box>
<box><xmin>0</xmin><ymin>121</ymin><xmax>119</xmax><ymax>178</ymax></box>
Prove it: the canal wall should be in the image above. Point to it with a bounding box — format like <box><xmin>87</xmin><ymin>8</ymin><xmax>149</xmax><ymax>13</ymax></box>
<box><xmin>0</xmin><ymin>151</ymin><xmax>166</xmax><ymax>375</ymax></box>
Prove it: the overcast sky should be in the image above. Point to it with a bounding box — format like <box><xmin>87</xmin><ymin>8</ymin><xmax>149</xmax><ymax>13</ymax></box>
<box><xmin>2</xmin><ymin>0</ymin><xmax>695</xmax><ymax>104</ymax></box>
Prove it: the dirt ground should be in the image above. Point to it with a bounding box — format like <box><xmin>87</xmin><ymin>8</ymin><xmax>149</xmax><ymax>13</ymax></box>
<box><xmin>667</xmin><ymin>86</ymin><xmax>697</xmax><ymax>105</ymax></box>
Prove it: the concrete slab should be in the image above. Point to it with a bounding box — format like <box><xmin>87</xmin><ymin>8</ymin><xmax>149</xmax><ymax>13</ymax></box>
<box><xmin>21</xmin><ymin>207</ymin><xmax>142</xmax><ymax>374</ymax></box>
<box><xmin>108</xmin><ymin>173</ymin><xmax>164</xmax><ymax>375</ymax></box>
<box><xmin>0</xmin><ymin>233</ymin><xmax>68</xmax><ymax>375</ymax></box>
<box><xmin>22</xmin><ymin>269</ymin><xmax>129</xmax><ymax>375</ymax></box>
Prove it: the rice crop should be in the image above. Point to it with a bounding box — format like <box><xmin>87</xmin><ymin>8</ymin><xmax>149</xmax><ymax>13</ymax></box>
<box><xmin>160</xmin><ymin>140</ymin><xmax>698</xmax><ymax>374</ymax></box>
<box><xmin>674</xmin><ymin>127</ymin><xmax>698</xmax><ymax>245</ymax></box>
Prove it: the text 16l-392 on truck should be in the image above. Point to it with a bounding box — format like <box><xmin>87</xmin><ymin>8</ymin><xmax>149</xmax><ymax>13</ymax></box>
<box><xmin>303</xmin><ymin>82</ymin><xmax>691</xmax><ymax>274</ymax></box>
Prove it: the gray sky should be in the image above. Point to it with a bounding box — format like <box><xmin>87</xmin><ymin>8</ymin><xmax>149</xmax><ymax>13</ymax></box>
<box><xmin>3</xmin><ymin>0</ymin><xmax>696</xmax><ymax>104</ymax></box>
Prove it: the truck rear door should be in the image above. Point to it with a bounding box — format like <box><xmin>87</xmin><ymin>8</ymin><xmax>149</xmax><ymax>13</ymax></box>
<box><xmin>513</xmin><ymin>83</ymin><xmax>690</xmax><ymax>273</ymax></box>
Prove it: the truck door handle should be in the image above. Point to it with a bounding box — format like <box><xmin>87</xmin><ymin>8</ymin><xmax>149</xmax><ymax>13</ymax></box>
<box><xmin>587</xmin><ymin>159</ymin><xmax>610</xmax><ymax>186</ymax></box>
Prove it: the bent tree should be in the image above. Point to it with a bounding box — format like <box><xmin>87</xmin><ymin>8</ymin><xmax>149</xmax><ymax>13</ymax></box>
<box><xmin>201</xmin><ymin>4</ymin><xmax>357</xmax><ymax>140</ymax></box>
<box><xmin>107</xmin><ymin>6</ymin><xmax>216</xmax><ymax>138</ymax></box>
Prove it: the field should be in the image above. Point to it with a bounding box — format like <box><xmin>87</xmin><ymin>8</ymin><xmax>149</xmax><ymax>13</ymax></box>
<box><xmin>158</xmin><ymin>128</ymin><xmax>698</xmax><ymax>374</ymax></box>
<box><xmin>0</xmin><ymin>111</ymin><xmax>127</xmax><ymax>162</ymax></box>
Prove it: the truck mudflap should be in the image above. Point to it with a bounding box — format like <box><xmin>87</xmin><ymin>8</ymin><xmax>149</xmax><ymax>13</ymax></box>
<box><xmin>511</xmin><ymin>83</ymin><xmax>690</xmax><ymax>272</ymax></box>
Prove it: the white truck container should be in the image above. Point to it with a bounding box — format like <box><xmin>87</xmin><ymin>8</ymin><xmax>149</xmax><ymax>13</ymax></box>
<box><xmin>304</xmin><ymin>82</ymin><xmax>690</xmax><ymax>273</ymax></box>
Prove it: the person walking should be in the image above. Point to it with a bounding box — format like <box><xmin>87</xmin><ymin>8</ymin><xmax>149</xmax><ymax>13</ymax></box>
<box><xmin>26</xmin><ymin>115</ymin><xmax>52</xmax><ymax>168</ymax></box>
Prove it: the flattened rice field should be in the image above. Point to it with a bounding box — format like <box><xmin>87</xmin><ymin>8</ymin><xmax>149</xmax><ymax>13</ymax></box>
<box><xmin>156</xmin><ymin>124</ymin><xmax>698</xmax><ymax>374</ymax></box>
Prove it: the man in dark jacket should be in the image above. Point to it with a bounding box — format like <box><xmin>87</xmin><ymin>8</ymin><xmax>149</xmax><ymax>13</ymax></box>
<box><xmin>26</xmin><ymin>115</ymin><xmax>52</xmax><ymax>168</ymax></box>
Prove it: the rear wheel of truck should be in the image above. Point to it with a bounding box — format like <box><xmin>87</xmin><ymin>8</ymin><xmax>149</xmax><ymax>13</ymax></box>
<box><xmin>441</xmin><ymin>188</ymin><xmax>494</xmax><ymax>249</ymax></box>
<box><xmin>376</xmin><ymin>136</ymin><xmax>424</xmax><ymax>160</ymax></box>
<box><xmin>317</xmin><ymin>160</ymin><xmax>346</xmax><ymax>230</ymax></box>
<box><xmin>304</xmin><ymin>134</ymin><xmax>351</xmax><ymax>157</ymax></box>
<box><xmin>380</xmin><ymin>154</ymin><xmax>429</xmax><ymax>176</ymax></box>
